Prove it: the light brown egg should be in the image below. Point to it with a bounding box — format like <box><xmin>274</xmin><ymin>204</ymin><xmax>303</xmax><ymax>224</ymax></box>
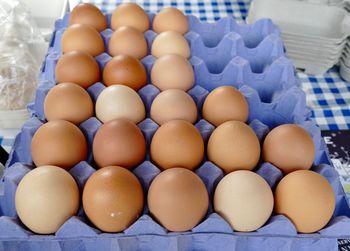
<box><xmin>148</xmin><ymin>167</ymin><xmax>208</xmax><ymax>231</ymax></box>
<box><xmin>61</xmin><ymin>24</ymin><xmax>104</xmax><ymax>56</ymax></box>
<box><xmin>202</xmin><ymin>86</ymin><xmax>249</xmax><ymax>127</ymax></box>
<box><xmin>31</xmin><ymin>120</ymin><xmax>88</xmax><ymax>170</ymax></box>
<box><xmin>69</xmin><ymin>3</ymin><xmax>107</xmax><ymax>32</ymax></box>
<box><xmin>151</xmin><ymin>31</ymin><xmax>190</xmax><ymax>59</ymax></box>
<box><xmin>95</xmin><ymin>85</ymin><xmax>145</xmax><ymax>124</ymax></box>
<box><xmin>55</xmin><ymin>50</ymin><xmax>100</xmax><ymax>88</ymax></box>
<box><xmin>15</xmin><ymin>165</ymin><xmax>80</xmax><ymax>234</ymax></box>
<box><xmin>207</xmin><ymin>121</ymin><xmax>260</xmax><ymax>173</ymax></box>
<box><xmin>111</xmin><ymin>3</ymin><xmax>149</xmax><ymax>32</ymax></box>
<box><xmin>92</xmin><ymin>119</ymin><xmax>146</xmax><ymax>169</ymax></box>
<box><xmin>150</xmin><ymin>120</ymin><xmax>204</xmax><ymax>170</ymax></box>
<box><xmin>109</xmin><ymin>26</ymin><xmax>148</xmax><ymax>59</ymax></box>
<box><xmin>214</xmin><ymin>170</ymin><xmax>274</xmax><ymax>232</ymax></box>
<box><xmin>262</xmin><ymin>124</ymin><xmax>315</xmax><ymax>174</ymax></box>
<box><xmin>44</xmin><ymin>83</ymin><xmax>94</xmax><ymax>125</ymax></box>
<box><xmin>151</xmin><ymin>54</ymin><xmax>194</xmax><ymax>91</ymax></box>
<box><xmin>103</xmin><ymin>55</ymin><xmax>147</xmax><ymax>90</ymax></box>
<box><xmin>150</xmin><ymin>89</ymin><xmax>197</xmax><ymax>125</ymax></box>
<box><xmin>275</xmin><ymin>170</ymin><xmax>335</xmax><ymax>233</ymax></box>
<box><xmin>152</xmin><ymin>7</ymin><xmax>189</xmax><ymax>34</ymax></box>
<box><xmin>83</xmin><ymin>166</ymin><xmax>144</xmax><ymax>232</ymax></box>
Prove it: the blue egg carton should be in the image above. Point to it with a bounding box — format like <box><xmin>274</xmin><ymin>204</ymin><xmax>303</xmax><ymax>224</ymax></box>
<box><xmin>46</xmin><ymin>12</ymin><xmax>296</xmax><ymax>102</ymax></box>
<box><xmin>1</xmin><ymin>10</ymin><xmax>350</xmax><ymax>251</ymax></box>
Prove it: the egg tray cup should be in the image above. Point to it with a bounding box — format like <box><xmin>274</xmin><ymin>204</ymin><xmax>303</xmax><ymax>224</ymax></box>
<box><xmin>0</xmin><ymin>11</ymin><xmax>350</xmax><ymax>251</ymax></box>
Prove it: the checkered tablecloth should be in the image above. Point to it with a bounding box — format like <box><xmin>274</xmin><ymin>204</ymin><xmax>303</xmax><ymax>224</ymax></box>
<box><xmin>1</xmin><ymin>0</ymin><xmax>349</xmax><ymax>153</ymax></box>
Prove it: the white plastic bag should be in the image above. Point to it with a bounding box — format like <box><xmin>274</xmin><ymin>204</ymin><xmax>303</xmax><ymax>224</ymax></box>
<box><xmin>0</xmin><ymin>0</ymin><xmax>44</xmax><ymax>111</ymax></box>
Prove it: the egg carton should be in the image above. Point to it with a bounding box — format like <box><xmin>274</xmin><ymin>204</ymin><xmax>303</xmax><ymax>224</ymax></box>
<box><xmin>43</xmin><ymin>12</ymin><xmax>297</xmax><ymax>101</ymax></box>
<box><xmin>1</xmin><ymin>8</ymin><xmax>350</xmax><ymax>251</ymax></box>
<box><xmin>1</xmin><ymin>83</ymin><xmax>350</xmax><ymax>250</ymax></box>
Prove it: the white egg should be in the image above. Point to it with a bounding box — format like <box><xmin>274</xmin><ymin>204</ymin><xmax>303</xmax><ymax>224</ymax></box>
<box><xmin>95</xmin><ymin>85</ymin><xmax>146</xmax><ymax>124</ymax></box>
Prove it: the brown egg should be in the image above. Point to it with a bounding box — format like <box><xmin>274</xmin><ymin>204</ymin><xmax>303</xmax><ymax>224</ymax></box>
<box><xmin>92</xmin><ymin>119</ymin><xmax>146</xmax><ymax>169</ymax></box>
<box><xmin>275</xmin><ymin>170</ymin><xmax>335</xmax><ymax>233</ymax></box>
<box><xmin>103</xmin><ymin>55</ymin><xmax>147</xmax><ymax>90</ymax></box>
<box><xmin>148</xmin><ymin>167</ymin><xmax>208</xmax><ymax>231</ymax></box>
<box><xmin>202</xmin><ymin>86</ymin><xmax>249</xmax><ymax>127</ymax></box>
<box><xmin>31</xmin><ymin>120</ymin><xmax>88</xmax><ymax>170</ymax></box>
<box><xmin>262</xmin><ymin>124</ymin><xmax>315</xmax><ymax>174</ymax></box>
<box><xmin>111</xmin><ymin>3</ymin><xmax>149</xmax><ymax>32</ymax></box>
<box><xmin>44</xmin><ymin>83</ymin><xmax>94</xmax><ymax>125</ymax></box>
<box><xmin>151</xmin><ymin>31</ymin><xmax>190</xmax><ymax>59</ymax></box>
<box><xmin>16</xmin><ymin>165</ymin><xmax>80</xmax><ymax>234</ymax></box>
<box><xmin>151</xmin><ymin>54</ymin><xmax>194</xmax><ymax>91</ymax></box>
<box><xmin>61</xmin><ymin>24</ymin><xmax>104</xmax><ymax>56</ymax></box>
<box><xmin>207</xmin><ymin>121</ymin><xmax>260</xmax><ymax>173</ymax></box>
<box><xmin>152</xmin><ymin>7</ymin><xmax>189</xmax><ymax>34</ymax></box>
<box><xmin>150</xmin><ymin>120</ymin><xmax>204</xmax><ymax>170</ymax></box>
<box><xmin>150</xmin><ymin>89</ymin><xmax>197</xmax><ymax>125</ymax></box>
<box><xmin>83</xmin><ymin>166</ymin><xmax>144</xmax><ymax>232</ymax></box>
<box><xmin>55</xmin><ymin>50</ymin><xmax>100</xmax><ymax>88</ymax></box>
<box><xmin>109</xmin><ymin>26</ymin><xmax>148</xmax><ymax>59</ymax></box>
<box><xmin>69</xmin><ymin>3</ymin><xmax>107</xmax><ymax>32</ymax></box>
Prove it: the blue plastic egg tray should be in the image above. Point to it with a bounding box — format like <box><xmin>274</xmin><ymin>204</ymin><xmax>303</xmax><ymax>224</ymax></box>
<box><xmin>0</xmin><ymin>11</ymin><xmax>350</xmax><ymax>251</ymax></box>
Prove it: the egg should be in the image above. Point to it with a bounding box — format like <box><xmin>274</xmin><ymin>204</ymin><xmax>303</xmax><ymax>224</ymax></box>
<box><xmin>55</xmin><ymin>50</ymin><xmax>100</xmax><ymax>89</ymax></box>
<box><xmin>44</xmin><ymin>83</ymin><xmax>94</xmax><ymax>125</ymax></box>
<box><xmin>15</xmin><ymin>165</ymin><xmax>79</xmax><ymax>234</ymax></box>
<box><xmin>103</xmin><ymin>55</ymin><xmax>147</xmax><ymax>90</ymax></box>
<box><xmin>202</xmin><ymin>86</ymin><xmax>249</xmax><ymax>127</ymax></box>
<box><xmin>83</xmin><ymin>166</ymin><xmax>144</xmax><ymax>232</ymax></box>
<box><xmin>150</xmin><ymin>89</ymin><xmax>197</xmax><ymax>125</ymax></box>
<box><xmin>61</xmin><ymin>24</ymin><xmax>104</xmax><ymax>56</ymax></box>
<box><xmin>152</xmin><ymin>7</ymin><xmax>189</xmax><ymax>34</ymax></box>
<box><xmin>150</xmin><ymin>120</ymin><xmax>204</xmax><ymax>170</ymax></box>
<box><xmin>95</xmin><ymin>85</ymin><xmax>145</xmax><ymax>124</ymax></box>
<box><xmin>214</xmin><ymin>170</ymin><xmax>274</xmax><ymax>232</ymax></box>
<box><xmin>151</xmin><ymin>54</ymin><xmax>194</xmax><ymax>91</ymax></box>
<box><xmin>109</xmin><ymin>26</ymin><xmax>148</xmax><ymax>59</ymax></box>
<box><xmin>207</xmin><ymin>121</ymin><xmax>260</xmax><ymax>173</ymax></box>
<box><xmin>275</xmin><ymin>170</ymin><xmax>335</xmax><ymax>233</ymax></box>
<box><xmin>92</xmin><ymin>119</ymin><xmax>146</xmax><ymax>168</ymax></box>
<box><xmin>111</xmin><ymin>3</ymin><xmax>149</xmax><ymax>32</ymax></box>
<box><xmin>31</xmin><ymin>120</ymin><xmax>88</xmax><ymax>169</ymax></box>
<box><xmin>262</xmin><ymin>124</ymin><xmax>315</xmax><ymax>174</ymax></box>
<box><xmin>148</xmin><ymin>167</ymin><xmax>208</xmax><ymax>231</ymax></box>
<box><xmin>69</xmin><ymin>3</ymin><xmax>107</xmax><ymax>32</ymax></box>
<box><xmin>151</xmin><ymin>31</ymin><xmax>190</xmax><ymax>59</ymax></box>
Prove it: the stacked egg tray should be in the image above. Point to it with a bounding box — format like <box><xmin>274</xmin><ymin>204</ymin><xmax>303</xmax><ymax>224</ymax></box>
<box><xmin>0</xmin><ymin>11</ymin><xmax>350</xmax><ymax>251</ymax></box>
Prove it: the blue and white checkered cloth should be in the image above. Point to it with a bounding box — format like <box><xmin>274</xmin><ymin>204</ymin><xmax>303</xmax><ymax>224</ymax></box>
<box><xmin>1</xmin><ymin>0</ymin><xmax>349</xmax><ymax>152</ymax></box>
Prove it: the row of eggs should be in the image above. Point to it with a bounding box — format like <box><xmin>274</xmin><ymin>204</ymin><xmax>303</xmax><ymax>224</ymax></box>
<box><xmin>70</xmin><ymin>2</ymin><xmax>189</xmax><ymax>34</ymax></box>
<box><xmin>16</xmin><ymin>164</ymin><xmax>334</xmax><ymax>235</ymax></box>
<box><xmin>14</xmin><ymin>2</ymin><xmax>335</xmax><ymax>238</ymax></box>
<box><xmin>55</xmin><ymin>50</ymin><xmax>194</xmax><ymax>96</ymax></box>
<box><xmin>41</xmin><ymin>84</ymin><xmax>313</xmax><ymax>175</ymax></box>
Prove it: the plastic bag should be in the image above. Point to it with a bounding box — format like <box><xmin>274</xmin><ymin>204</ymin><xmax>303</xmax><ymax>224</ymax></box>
<box><xmin>0</xmin><ymin>0</ymin><xmax>44</xmax><ymax>110</ymax></box>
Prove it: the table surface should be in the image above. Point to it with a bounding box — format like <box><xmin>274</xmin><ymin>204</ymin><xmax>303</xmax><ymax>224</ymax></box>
<box><xmin>1</xmin><ymin>0</ymin><xmax>349</xmax><ymax>153</ymax></box>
